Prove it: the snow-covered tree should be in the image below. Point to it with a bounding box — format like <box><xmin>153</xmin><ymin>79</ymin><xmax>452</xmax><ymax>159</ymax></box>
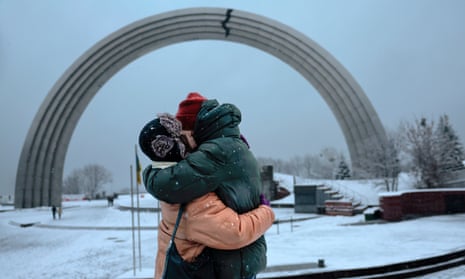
<box><xmin>257</xmin><ymin>147</ymin><xmax>345</xmax><ymax>179</ymax></box>
<box><xmin>403</xmin><ymin>117</ymin><xmax>439</xmax><ymax>188</ymax></box>
<box><xmin>315</xmin><ymin>147</ymin><xmax>342</xmax><ymax>179</ymax></box>
<box><xmin>402</xmin><ymin>115</ymin><xmax>464</xmax><ymax>188</ymax></box>
<box><xmin>335</xmin><ymin>159</ymin><xmax>351</xmax><ymax>180</ymax></box>
<box><xmin>436</xmin><ymin>114</ymin><xmax>465</xmax><ymax>175</ymax></box>
<box><xmin>355</xmin><ymin>131</ymin><xmax>401</xmax><ymax>191</ymax></box>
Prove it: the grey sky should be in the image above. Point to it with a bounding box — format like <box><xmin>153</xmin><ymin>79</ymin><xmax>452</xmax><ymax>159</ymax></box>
<box><xmin>1</xmin><ymin>0</ymin><xmax>464</xmax><ymax>195</ymax></box>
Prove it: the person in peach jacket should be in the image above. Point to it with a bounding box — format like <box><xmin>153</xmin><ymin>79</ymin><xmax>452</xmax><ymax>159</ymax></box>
<box><xmin>139</xmin><ymin>113</ymin><xmax>275</xmax><ymax>279</ymax></box>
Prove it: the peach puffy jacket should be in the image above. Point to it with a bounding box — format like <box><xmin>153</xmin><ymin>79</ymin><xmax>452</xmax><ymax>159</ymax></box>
<box><xmin>154</xmin><ymin>192</ymin><xmax>275</xmax><ymax>279</ymax></box>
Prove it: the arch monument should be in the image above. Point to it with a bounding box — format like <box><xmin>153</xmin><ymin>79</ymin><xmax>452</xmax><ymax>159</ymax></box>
<box><xmin>15</xmin><ymin>8</ymin><xmax>387</xmax><ymax>208</ymax></box>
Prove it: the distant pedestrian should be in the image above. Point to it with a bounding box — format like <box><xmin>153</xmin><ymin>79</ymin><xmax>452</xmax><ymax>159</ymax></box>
<box><xmin>57</xmin><ymin>207</ymin><xmax>62</xmax><ymax>219</ymax></box>
<box><xmin>107</xmin><ymin>196</ymin><xmax>114</xmax><ymax>207</ymax></box>
<box><xmin>51</xmin><ymin>206</ymin><xmax>57</xmax><ymax>220</ymax></box>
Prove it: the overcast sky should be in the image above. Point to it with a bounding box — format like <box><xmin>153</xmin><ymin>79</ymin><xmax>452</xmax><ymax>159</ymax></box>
<box><xmin>1</xmin><ymin>0</ymin><xmax>464</xmax><ymax>195</ymax></box>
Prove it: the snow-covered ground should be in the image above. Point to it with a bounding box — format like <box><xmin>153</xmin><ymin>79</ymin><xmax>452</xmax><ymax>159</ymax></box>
<box><xmin>2</xmin><ymin>174</ymin><xmax>465</xmax><ymax>279</ymax></box>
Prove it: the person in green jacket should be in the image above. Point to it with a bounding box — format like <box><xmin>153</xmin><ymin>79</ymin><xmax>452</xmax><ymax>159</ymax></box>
<box><xmin>143</xmin><ymin>92</ymin><xmax>268</xmax><ymax>279</ymax></box>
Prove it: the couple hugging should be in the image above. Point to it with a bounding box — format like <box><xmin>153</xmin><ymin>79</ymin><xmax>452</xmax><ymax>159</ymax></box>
<box><xmin>139</xmin><ymin>92</ymin><xmax>275</xmax><ymax>279</ymax></box>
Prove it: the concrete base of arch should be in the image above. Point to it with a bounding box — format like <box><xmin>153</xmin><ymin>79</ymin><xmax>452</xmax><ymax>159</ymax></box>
<box><xmin>15</xmin><ymin>7</ymin><xmax>386</xmax><ymax>208</ymax></box>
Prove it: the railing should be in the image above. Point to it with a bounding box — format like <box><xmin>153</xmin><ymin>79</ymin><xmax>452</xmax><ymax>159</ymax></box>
<box><xmin>327</xmin><ymin>181</ymin><xmax>370</xmax><ymax>206</ymax></box>
<box><xmin>258</xmin><ymin>248</ymin><xmax>465</xmax><ymax>279</ymax></box>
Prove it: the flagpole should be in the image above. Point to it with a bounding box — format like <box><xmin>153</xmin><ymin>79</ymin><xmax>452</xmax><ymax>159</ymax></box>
<box><xmin>157</xmin><ymin>200</ymin><xmax>160</xmax><ymax>225</ymax></box>
<box><xmin>129</xmin><ymin>165</ymin><xmax>136</xmax><ymax>276</ymax></box>
<box><xmin>135</xmin><ymin>145</ymin><xmax>142</xmax><ymax>271</ymax></box>
<box><xmin>136</xmin><ymin>175</ymin><xmax>142</xmax><ymax>271</ymax></box>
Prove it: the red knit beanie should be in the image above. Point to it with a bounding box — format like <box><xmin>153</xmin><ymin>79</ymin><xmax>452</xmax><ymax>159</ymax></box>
<box><xmin>175</xmin><ymin>92</ymin><xmax>207</xmax><ymax>130</ymax></box>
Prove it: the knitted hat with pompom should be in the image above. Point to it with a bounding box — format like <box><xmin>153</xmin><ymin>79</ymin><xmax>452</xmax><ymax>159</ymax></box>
<box><xmin>175</xmin><ymin>92</ymin><xmax>207</xmax><ymax>130</ymax></box>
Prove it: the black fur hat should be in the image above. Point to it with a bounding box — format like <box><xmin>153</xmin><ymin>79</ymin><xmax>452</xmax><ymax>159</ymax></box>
<box><xmin>138</xmin><ymin>113</ymin><xmax>186</xmax><ymax>162</ymax></box>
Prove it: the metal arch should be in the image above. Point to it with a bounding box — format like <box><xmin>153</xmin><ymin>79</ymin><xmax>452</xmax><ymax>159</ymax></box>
<box><xmin>15</xmin><ymin>7</ymin><xmax>387</xmax><ymax>208</ymax></box>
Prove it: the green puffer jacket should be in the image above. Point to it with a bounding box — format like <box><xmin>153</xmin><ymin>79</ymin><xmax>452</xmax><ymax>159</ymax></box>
<box><xmin>143</xmin><ymin>99</ymin><xmax>267</xmax><ymax>279</ymax></box>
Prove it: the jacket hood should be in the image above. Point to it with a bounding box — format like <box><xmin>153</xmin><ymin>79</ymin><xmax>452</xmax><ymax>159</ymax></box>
<box><xmin>193</xmin><ymin>99</ymin><xmax>241</xmax><ymax>144</ymax></box>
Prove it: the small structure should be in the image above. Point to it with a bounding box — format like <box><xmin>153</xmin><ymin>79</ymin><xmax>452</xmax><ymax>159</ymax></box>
<box><xmin>294</xmin><ymin>184</ymin><xmax>343</xmax><ymax>214</ymax></box>
<box><xmin>294</xmin><ymin>184</ymin><xmax>318</xmax><ymax>213</ymax></box>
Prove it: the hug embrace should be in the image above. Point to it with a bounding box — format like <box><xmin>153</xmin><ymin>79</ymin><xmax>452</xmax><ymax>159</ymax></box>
<box><xmin>139</xmin><ymin>92</ymin><xmax>275</xmax><ymax>279</ymax></box>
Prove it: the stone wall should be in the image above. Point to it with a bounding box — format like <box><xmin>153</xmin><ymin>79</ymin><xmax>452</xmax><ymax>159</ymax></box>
<box><xmin>380</xmin><ymin>189</ymin><xmax>465</xmax><ymax>221</ymax></box>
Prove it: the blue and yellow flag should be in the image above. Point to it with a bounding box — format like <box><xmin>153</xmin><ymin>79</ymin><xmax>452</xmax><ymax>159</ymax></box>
<box><xmin>135</xmin><ymin>146</ymin><xmax>142</xmax><ymax>185</ymax></box>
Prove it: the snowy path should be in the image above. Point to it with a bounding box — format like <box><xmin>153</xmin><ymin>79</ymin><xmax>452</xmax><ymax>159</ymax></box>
<box><xmin>1</xmin><ymin>197</ymin><xmax>465</xmax><ymax>279</ymax></box>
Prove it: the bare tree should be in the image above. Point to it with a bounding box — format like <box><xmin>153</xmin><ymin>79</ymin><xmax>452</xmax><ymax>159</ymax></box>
<box><xmin>355</xmin><ymin>132</ymin><xmax>401</xmax><ymax>191</ymax></box>
<box><xmin>63</xmin><ymin>164</ymin><xmax>113</xmax><ymax>197</ymax></box>
<box><xmin>62</xmin><ymin>169</ymin><xmax>83</xmax><ymax>194</ymax></box>
<box><xmin>82</xmin><ymin>164</ymin><xmax>113</xmax><ymax>198</ymax></box>
<box><xmin>301</xmin><ymin>154</ymin><xmax>317</xmax><ymax>178</ymax></box>
<box><xmin>315</xmin><ymin>147</ymin><xmax>341</xmax><ymax>179</ymax></box>
<box><xmin>257</xmin><ymin>147</ymin><xmax>345</xmax><ymax>179</ymax></box>
<box><xmin>402</xmin><ymin>117</ymin><xmax>441</xmax><ymax>188</ymax></box>
<box><xmin>402</xmin><ymin>115</ymin><xmax>465</xmax><ymax>188</ymax></box>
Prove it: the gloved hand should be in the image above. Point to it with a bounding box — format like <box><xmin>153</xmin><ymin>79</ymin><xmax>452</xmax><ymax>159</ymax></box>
<box><xmin>260</xmin><ymin>194</ymin><xmax>270</xmax><ymax>206</ymax></box>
